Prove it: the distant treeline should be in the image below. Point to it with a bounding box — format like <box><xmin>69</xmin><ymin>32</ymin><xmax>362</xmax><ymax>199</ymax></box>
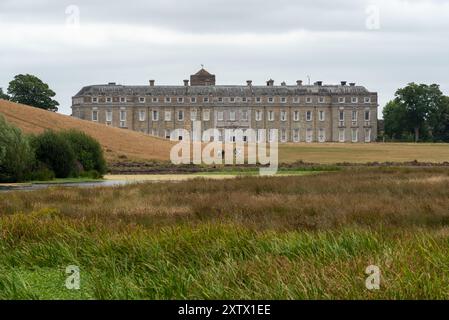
<box><xmin>382</xmin><ymin>83</ymin><xmax>449</xmax><ymax>142</ymax></box>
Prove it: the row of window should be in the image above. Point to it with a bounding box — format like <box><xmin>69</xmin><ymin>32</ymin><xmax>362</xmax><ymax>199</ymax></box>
<box><xmin>90</xmin><ymin>96</ymin><xmax>373</xmax><ymax>104</ymax></box>
<box><xmin>91</xmin><ymin>109</ymin><xmax>371</xmax><ymax>123</ymax></box>
<box><xmin>160</xmin><ymin>128</ymin><xmax>371</xmax><ymax>143</ymax></box>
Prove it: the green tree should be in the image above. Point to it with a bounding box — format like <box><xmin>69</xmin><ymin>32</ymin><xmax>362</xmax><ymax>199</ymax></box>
<box><xmin>394</xmin><ymin>83</ymin><xmax>443</xmax><ymax>142</ymax></box>
<box><xmin>0</xmin><ymin>88</ymin><xmax>9</xmax><ymax>100</ymax></box>
<box><xmin>0</xmin><ymin>115</ymin><xmax>34</xmax><ymax>182</ymax></box>
<box><xmin>428</xmin><ymin>96</ymin><xmax>449</xmax><ymax>142</ymax></box>
<box><xmin>7</xmin><ymin>74</ymin><xmax>59</xmax><ymax>112</ymax></box>
<box><xmin>383</xmin><ymin>100</ymin><xmax>410</xmax><ymax>140</ymax></box>
<box><xmin>31</xmin><ymin>130</ymin><xmax>76</xmax><ymax>178</ymax></box>
<box><xmin>60</xmin><ymin>130</ymin><xmax>107</xmax><ymax>176</ymax></box>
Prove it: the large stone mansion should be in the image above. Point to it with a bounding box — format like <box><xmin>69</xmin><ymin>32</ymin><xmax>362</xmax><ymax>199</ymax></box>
<box><xmin>71</xmin><ymin>68</ymin><xmax>378</xmax><ymax>143</ymax></box>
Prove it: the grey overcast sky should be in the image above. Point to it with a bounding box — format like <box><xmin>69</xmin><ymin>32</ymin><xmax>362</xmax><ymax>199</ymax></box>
<box><xmin>1</xmin><ymin>0</ymin><xmax>449</xmax><ymax>116</ymax></box>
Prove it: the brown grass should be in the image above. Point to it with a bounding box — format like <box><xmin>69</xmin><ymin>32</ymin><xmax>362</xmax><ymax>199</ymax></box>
<box><xmin>2</xmin><ymin>167</ymin><xmax>449</xmax><ymax>231</ymax></box>
<box><xmin>0</xmin><ymin>99</ymin><xmax>174</xmax><ymax>162</ymax></box>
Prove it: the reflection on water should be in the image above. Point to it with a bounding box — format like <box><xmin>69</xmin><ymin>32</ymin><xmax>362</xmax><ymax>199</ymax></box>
<box><xmin>0</xmin><ymin>180</ymin><xmax>137</xmax><ymax>192</ymax></box>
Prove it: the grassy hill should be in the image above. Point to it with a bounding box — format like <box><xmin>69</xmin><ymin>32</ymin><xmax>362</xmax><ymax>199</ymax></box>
<box><xmin>0</xmin><ymin>99</ymin><xmax>173</xmax><ymax>162</ymax></box>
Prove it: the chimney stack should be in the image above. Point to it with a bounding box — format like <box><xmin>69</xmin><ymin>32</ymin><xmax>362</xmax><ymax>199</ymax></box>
<box><xmin>183</xmin><ymin>79</ymin><xmax>189</xmax><ymax>86</ymax></box>
<box><xmin>315</xmin><ymin>81</ymin><xmax>323</xmax><ymax>86</ymax></box>
<box><xmin>246</xmin><ymin>80</ymin><xmax>252</xmax><ymax>86</ymax></box>
<box><xmin>296</xmin><ymin>80</ymin><xmax>303</xmax><ymax>86</ymax></box>
<box><xmin>341</xmin><ymin>81</ymin><xmax>347</xmax><ymax>86</ymax></box>
<box><xmin>266</xmin><ymin>79</ymin><xmax>274</xmax><ymax>86</ymax></box>
<box><xmin>149</xmin><ymin>80</ymin><xmax>155</xmax><ymax>86</ymax></box>
<box><xmin>281</xmin><ymin>81</ymin><xmax>286</xmax><ymax>86</ymax></box>
<box><xmin>349</xmin><ymin>82</ymin><xmax>356</xmax><ymax>87</ymax></box>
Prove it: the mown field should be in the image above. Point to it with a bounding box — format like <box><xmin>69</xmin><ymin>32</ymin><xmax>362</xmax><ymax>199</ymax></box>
<box><xmin>1</xmin><ymin>167</ymin><xmax>449</xmax><ymax>299</ymax></box>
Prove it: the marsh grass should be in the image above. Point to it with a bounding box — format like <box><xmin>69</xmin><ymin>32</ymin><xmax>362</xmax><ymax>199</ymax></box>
<box><xmin>1</xmin><ymin>167</ymin><xmax>449</xmax><ymax>299</ymax></box>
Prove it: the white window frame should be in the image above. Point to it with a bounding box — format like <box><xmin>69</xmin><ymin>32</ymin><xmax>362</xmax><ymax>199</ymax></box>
<box><xmin>319</xmin><ymin>110</ymin><xmax>325</xmax><ymax>122</ymax></box>
<box><xmin>306</xmin><ymin>110</ymin><xmax>312</xmax><ymax>122</ymax></box>
<box><xmin>281</xmin><ymin>97</ymin><xmax>287</xmax><ymax>104</ymax></box>
<box><xmin>165</xmin><ymin>110</ymin><xmax>171</xmax><ymax>121</ymax></box>
<box><xmin>241</xmin><ymin>110</ymin><xmax>248</xmax><ymax>121</ymax></box>
<box><xmin>352</xmin><ymin>110</ymin><xmax>358</xmax><ymax>122</ymax></box>
<box><xmin>351</xmin><ymin>97</ymin><xmax>358</xmax><ymax>104</ymax></box>
<box><xmin>92</xmin><ymin>109</ymin><xmax>98</xmax><ymax>121</ymax></box>
<box><xmin>293</xmin><ymin>128</ymin><xmax>300</xmax><ymax>142</ymax></box>
<box><xmin>191</xmin><ymin>97</ymin><xmax>197</xmax><ymax>103</ymax></box>
<box><xmin>293</xmin><ymin>97</ymin><xmax>300</xmax><ymax>103</ymax></box>
<box><xmin>203</xmin><ymin>110</ymin><xmax>210</xmax><ymax>121</ymax></box>
<box><xmin>318</xmin><ymin>128</ymin><xmax>325</xmax><ymax>143</ymax></box>
<box><xmin>351</xmin><ymin>128</ymin><xmax>358</xmax><ymax>142</ymax></box>
<box><xmin>190</xmin><ymin>110</ymin><xmax>197</xmax><ymax>121</ymax></box>
<box><xmin>255</xmin><ymin>110</ymin><xmax>262</xmax><ymax>121</ymax></box>
<box><xmin>339</xmin><ymin>129</ymin><xmax>345</xmax><ymax>142</ymax></box>
<box><xmin>139</xmin><ymin>110</ymin><xmax>146</xmax><ymax>122</ymax></box>
<box><xmin>306</xmin><ymin>97</ymin><xmax>312</xmax><ymax>104</ymax></box>
<box><xmin>339</xmin><ymin>97</ymin><xmax>345</xmax><ymax>104</ymax></box>
<box><xmin>177</xmin><ymin>97</ymin><xmax>184</xmax><ymax>103</ymax></box>
<box><xmin>280</xmin><ymin>110</ymin><xmax>287</xmax><ymax>122</ymax></box>
<box><xmin>106</xmin><ymin>110</ymin><xmax>112</xmax><ymax>122</ymax></box>
<box><xmin>318</xmin><ymin>97</ymin><xmax>325</xmax><ymax>104</ymax></box>
<box><xmin>256</xmin><ymin>97</ymin><xmax>262</xmax><ymax>103</ymax></box>
<box><xmin>120</xmin><ymin>97</ymin><xmax>126</xmax><ymax>103</ymax></box>
<box><xmin>165</xmin><ymin>97</ymin><xmax>171</xmax><ymax>103</ymax></box>
<box><xmin>152</xmin><ymin>97</ymin><xmax>159</xmax><ymax>103</ymax></box>
<box><xmin>92</xmin><ymin>97</ymin><xmax>98</xmax><ymax>104</ymax></box>
<box><xmin>203</xmin><ymin>97</ymin><xmax>209</xmax><ymax>103</ymax></box>
<box><xmin>364</xmin><ymin>97</ymin><xmax>371</xmax><ymax>104</ymax></box>
<box><xmin>306</xmin><ymin>128</ymin><xmax>313</xmax><ymax>143</ymax></box>
<box><xmin>106</xmin><ymin>97</ymin><xmax>112</xmax><ymax>103</ymax></box>
<box><xmin>119</xmin><ymin>110</ymin><xmax>127</xmax><ymax>127</ymax></box>
<box><xmin>139</xmin><ymin>97</ymin><xmax>146</xmax><ymax>103</ymax></box>
<box><xmin>364</xmin><ymin>109</ymin><xmax>370</xmax><ymax>121</ymax></box>
<box><xmin>293</xmin><ymin>110</ymin><xmax>300</xmax><ymax>121</ymax></box>
<box><xmin>339</xmin><ymin>110</ymin><xmax>345</xmax><ymax>122</ymax></box>
<box><xmin>268</xmin><ymin>110</ymin><xmax>274</xmax><ymax>121</ymax></box>
<box><xmin>280</xmin><ymin>128</ymin><xmax>287</xmax><ymax>142</ymax></box>
<box><xmin>229</xmin><ymin>111</ymin><xmax>236</xmax><ymax>121</ymax></box>
<box><xmin>152</xmin><ymin>110</ymin><xmax>159</xmax><ymax>121</ymax></box>
<box><xmin>217</xmin><ymin>111</ymin><xmax>224</xmax><ymax>121</ymax></box>
<box><xmin>268</xmin><ymin>97</ymin><xmax>274</xmax><ymax>103</ymax></box>
<box><xmin>365</xmin><ymin>128</ymin><xmax>371</xmax><ymax>143</ymax></box>
<box><xmin>177</xmin><ymin>110</ymin><xmax>184</xmax><ymax>121</ymax></box>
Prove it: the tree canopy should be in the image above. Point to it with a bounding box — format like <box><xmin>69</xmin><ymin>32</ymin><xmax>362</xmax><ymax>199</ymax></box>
<box><xmin>383</xmin><ymin>83</ymin><xmax>448</xmax><ymax>142</ymax></box>
<box><xmin>7</xmin><ymin>74</ymin><xmax>59</xmax><ymax>112</ymax></box>
<box><xmin>0</xmin><ymin>88</ymin><xmax>9</xmax><ymax>100</ymax></box>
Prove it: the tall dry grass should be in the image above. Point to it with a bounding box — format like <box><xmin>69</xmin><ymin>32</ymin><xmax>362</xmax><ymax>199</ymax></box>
<box><xmin>2</xmin><ymin>167</ymin><xmax>449</xmax><ymax>299</ymax></box>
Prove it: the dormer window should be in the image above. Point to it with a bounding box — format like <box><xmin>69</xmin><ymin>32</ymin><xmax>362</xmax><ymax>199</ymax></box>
<box><xmin>165</xmin><ymin>97</ymin><xmax>171</xmax><ymax>103</ymax></box>
<box><xmin>339</xmin><ymin>97</ymin><xmax>345</xmax><ymax>104</ymax></box>
<box><xmin>177</xmin><ymin>97</ymin><xmax>184</xmax><ymax>103</ymax></box>
<box><xmin>191</xmin><ymin>97</ymin><xmax>197</xmax><ymax>103</ymax></box>
<box><xmin>306</xmin><ymin>97</ymin><xmax>312</xmax><ymax>104</ymax></box>
<box><xmin>139</xmin><ymin>97</ymin><xmax>145</xmax><ymax>103</ymax></box>
<box><xmin>364</xmin><ymin>97</ymin><xmax>371</xmax><ymax>103</ymax></box>
<box><xmin>268</xmin><ymin>97</ymin><xmax>274</xmax><ymax>103</ymax></box>
<box><xmin>318</xmin><ymin>97</ymin><xmax>325</xmax><ymax>103</ymax></box>
<box><xmin>256</xmin><ymin>97</ymin><xmax>261</xmax><ymax>103</ymax></box>
<box><xmin>92</xmin><ymin>97</ymin><xmax>98</xmax><ymax>103</ymax></box>
<box><xmin>281</xmin><ymin>97</ymin><xmax>287</xmax><ymax>103</ymax></box>
<box><xmin>351</xmin><ymin>97</ymin><xmax>358</xmax><ymax>103</ymax></box>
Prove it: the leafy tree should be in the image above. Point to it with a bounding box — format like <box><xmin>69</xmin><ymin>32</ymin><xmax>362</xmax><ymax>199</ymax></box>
<box><xmin>31</xmin><ymin>130</ymin><xmax>76</xmax><ymax>178</ymax></box>
<box><xmin>428</xmin><ymin>96</ymin><xmax>449</xmax><ymax>142</ymax></box>
<box><xmin>394</xmin><ymin>83</ymin><xmax>443</xmax><ymax>142</ymax></box>
<box><xmin>0</xmin><ymin>115</ymin><xmax>34</xmax><ymax>182</ymax></box>
<box><xmin>60</xmin><ymin>130</ymin><xmax>107</xmax><ymax>175</ymax></box>
<box><xmin>7</xmin><ymin>74</ymin><xmax>59</xmax><ymax>112</ymax></box>
<box><xmin>383</xmin><ymin>100</ymin><xmax>410</xmax><ymax>140</ymax></box>
<box><xmin>0</xmin><ymin>88</ymin><xmax>9</xmax><ymax>100</ymax></box>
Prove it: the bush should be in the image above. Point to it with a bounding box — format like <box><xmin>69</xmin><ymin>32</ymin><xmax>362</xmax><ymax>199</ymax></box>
<box><xmin>31</xmin><ymin>130</ymin><xmax>76</xmax><ymax>178</ymax></box>
<box><xmin>0</xmin><ymin>115</ymin><xmax>34</xmax><ymax>182</ymax></box>
<box><xmin>28</xmin><ymin>165</ymin><xmax>55</xmax><ymax>181</ymax></box>
<box><xmin>59</xmin><ymin>130</ymin><xmax>107</xmax><ymax>176</ymax></box>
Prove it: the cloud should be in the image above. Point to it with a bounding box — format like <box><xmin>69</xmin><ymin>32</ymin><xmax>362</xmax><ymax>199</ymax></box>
<box><xmin>0</xmin><ymin>0</ymin><xmax>448</xmax><ymax>115</ymax></box>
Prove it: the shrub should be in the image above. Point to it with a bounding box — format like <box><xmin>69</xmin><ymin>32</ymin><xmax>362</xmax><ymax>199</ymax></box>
<box><xmin>31</xmin><ymin>130</ymin><xmax>76</xmax><ymax>178</ymax></box>
<box><xmin>60</xmin><ymin>130</ymin><xmax>107</xmax><ymax>176</ymax></box>
<box><xmin>29</xmin><ymin>164</ymin><xmax>55</xmax><ymax>181</ymax></box>
<box><xmin>0</xmin><ymin>115</ymin><xmax>34</xmax><ymax>182</ymax></box>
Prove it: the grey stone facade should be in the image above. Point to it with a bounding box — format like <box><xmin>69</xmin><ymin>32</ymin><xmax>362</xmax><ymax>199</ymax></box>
<box><xmin>71</xmin><ymin>69</ymin><xmax>378</xmax><ymax>143</ymax></box>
